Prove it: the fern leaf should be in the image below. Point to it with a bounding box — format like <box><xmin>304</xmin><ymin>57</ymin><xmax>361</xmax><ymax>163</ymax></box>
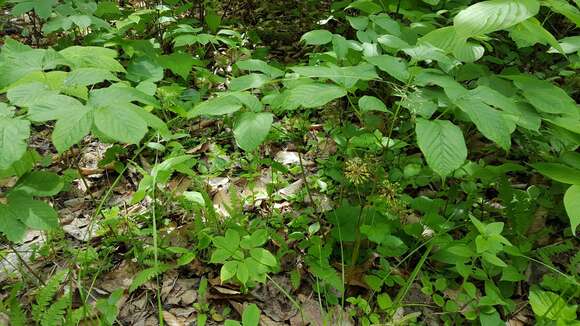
<box><xmin>129</xmin><ymin>264</ymin><xmax>171</xmax><ymax>293</ymax></box>
<box><xmin>41</xmin><ymin>295</ymin><xmax>70</xmax><ymax>326</ymax></box>
<box><xmin>32</xmin><ymin>270</ymin><xmax>68</xmax><ymax>322</ymax></box>
<box><xmin>7</xmin><ymin>285</ymin><xmax>27</xmax><ymax>326</ymax></box>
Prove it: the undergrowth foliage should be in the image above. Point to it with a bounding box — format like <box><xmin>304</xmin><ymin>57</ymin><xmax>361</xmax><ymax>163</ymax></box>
<box><xmin>0</xmin><ymin>0</ymin><xmax>579</xmax><ymax>325</ymax></box>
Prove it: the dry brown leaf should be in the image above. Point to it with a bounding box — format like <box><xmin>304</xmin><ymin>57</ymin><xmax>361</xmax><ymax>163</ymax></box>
<box><xmin>162</xmin><ymin>311</ymin><xmax>184</xmax><ymax>326</ymax></box>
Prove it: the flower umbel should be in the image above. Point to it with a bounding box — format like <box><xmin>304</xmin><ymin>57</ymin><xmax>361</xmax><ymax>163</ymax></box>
<box><xmin>344</xmin><ymin>157</ymin><xmax>371</xmax><ymax>185</ymax></box>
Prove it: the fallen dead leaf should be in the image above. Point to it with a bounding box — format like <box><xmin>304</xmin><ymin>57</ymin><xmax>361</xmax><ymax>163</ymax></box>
<box><xmin>162</xmin><ymin>311</ymin><xmax>183</xmax><ymax>326</ymax></box>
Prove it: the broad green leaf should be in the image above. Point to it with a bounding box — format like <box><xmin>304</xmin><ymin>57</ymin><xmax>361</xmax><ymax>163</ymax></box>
<box><xmin>561</xmin><ymin>151</ymin><xmax>580</xmax><ymax>170</ymax></box>
<box><xmin>347</xmin><ymin>0</ymin><xmax>383</xmax><ymax>14</ymax></box>
<box><xmin>283</xmin><ymin>84</ymin><xmax>347</xmax><ymax>109</ymax></box>
<box><xmin>236</xmin><ymin>262</ymin><xmax>249</xmax><ymax>284</ymax></box>
<box><xmin>233</xmin><ymin>112</ymin><xmax>273</xmax><ymax>151</ymax></box>
<box><xmin>482</xmin><ymin>252</ymin><xmax>508</xmax><ymax>267</ymax></box>
<box><xmin>89</xmin><ymin>85</ymin><xmax>159</xmax><ymax>108</ymax></box>
<box><xmin>242</xmin><ymin>304</ymin><xmax>261</xmax><ymax>326</ymax></box>
<box><xmin>64</xmin><ymin>68</ymin><xmax>119</xmax><ymax>86</ymax></box>
<box><xmin>240</xmin><ymin>229</ymin><xmax>268</xmax><ymax>249</ymax></box>
<box><xmin>236</xmin><ymin>59</ymin><xmax>284</xmax><ymax>78</ymax></box>
<box><xmin>564</xmin><ymin>185</ymin><xmax>580</xmax><ymax>236</ymax></box>
<box><xmin>332</xmin><ymin>34</ymin><xmax>351</xmax><ymax>59</ymax></box>
<box><xmin>347</xmin><ymin>16</ymin><xmax>369</xmax><ymax>30</ymax></box>
<box><xmin>416</xmin><ymin>119</ymin><xmax>467</xmax><ymax>177</ymax></box>
<box><xmin>159</xmin><ymin>52</ymin><xmax>198</xmax><ymax>80</ymax></box>
<box><xmin>250</xmin><ymin>248</ymin><xmax>277</xmax><ymax>267</ymax></box>
<box><xmin>419</xmin><ymin>27</ymin><xmax>485</xmax><ymax>62</ymax></box>
<box><xmin>60</xmin><ymin>46</ymin><xmax>125</xmax><ymax>72</ymax></box>
<box><xmin>508</xmin><ymin>75</ymin><xmax>578</xmax><ymax>116</ymax></box>
<box><xmin>14</xmin><ymin>171</ymin><xmax>63</xmax><ymax>196</ymax></box>
<box><xmin>220</xmin><ymin>261</ymin><xmax>237</xmax><ymax>282</ymax></box>
<box><xmin>452</xmin><ymin>41</ymin><xmax>485</xmax><ymax>62</ymax></box>
<box><xmin>415</xmin><ymin>70</ymin><xmax>467</xmax><ymax>101</ymax></box>
<box><xmin>509</xmin><ymin>18</ymin><xmax>563</xmax><ymax>52</ymax></box>
<box><xmin>7</xmin><ymin>82</ymin><xmax>58</xmax><ymax>107</ymax></box>
<box><xmin>300</xmin><ymin>30</ymin><xmax>333</xmax><ymax>45</ymax></box>
<box><xmin>469</xmin><ymin>86</ymin><xmax>541</xmax><ymax>131</ymax></box>
<box><xmin>189</xmin><ymin>93</ymin><xmax>243</xmax><ymax>117</ymax></box>
<box><xmin>365</xmin><ymin>55</ymin><xmax>409</xmax><ymax>82</ymax></box>
<box><xmin>403</xmin><ymin>44</ymin><xmax>459</xmax><ymax>69</ymax></box>
<box><xmin>455</xmin><ymin>98</ymin><xmax>512</xmax><ymax>150</ymax></box>
<box><xmin>126</xmin><ymin>57</ymin><xmax>164</xmax><ymax>83</ymax></box>
<box><xmin>229</xmin><ymin>73</ymin><xmax>270</xmax><ymax>91</ymax></box>
<box><xmin>242</xmin><ymin>303</ymin><xmax>260</xmax><ymax>326</ymax></box>
<box><xmin>93</xmin><ymin>104</ymin><xmax>148</xmax><ymax>144</ymax></box>
<box><xmin>419</xmin><ymin>26</ymin><xmax>461</xmax><ymax>53</ymax></box>
<box><xmin>532</xmin><ymin>163</ymin><xmax>580</xmax><ymax>184</ymax></box>
<box><xmin>8</xmin><ymin>194</ymin><xmax>59</xmax><ymax>230</ymax></box>
<box><xmin>0</xmin><ymin>204</ymin><xmax>27</xmax><ymax>242</ymax></box>
<box><xmin>0</xmin><ymin>40</ymin><xmax>68</xmax><ymax>88</ymax></box>
<box><xmin>182</xmin><ymin>191</ymin><xmax>205</xmax><ymax>206</ymax></box>
<box><xmin>400</xmin><ymin>90</ymin><xmax>438</xmax><ymax>119</ymax></box>
<box><xmin>371</xmin><ymin>14</ymin><xmax>401</xmax><ymax>36</ymax></box>
<box><xmin>529</xmin><ymin>288</ymin><xmax>578</xmax><ymax>321</ymax></box>
<box><xmin>542</xmin><ymin>0</ymin><xmax>580</xmax><ymax>27</ymax></box>
<box><xmin>291</xmin><ymin>64</ymin><xmax>378</xmax><ymax>88</ymax></box>
<box><xmin>377</xmin><ymin>35</ymin><xmax>410</xmax><ymax>50</ymax></box>
<box><xmin>454</xmin><ymin>0</ymin><xmax>540</xmax><ymax>37</ymax></box>
<box><xmin>548</xmin><ymin>36</ymin><xmax>580</xmax><ymax>54</ymax></box>
<box><xmin>52</xmin><ymin>107</ymin><xmax>93</xmax><ymax>152</ymax></box>
<box><xmin>28</xmin><ymin>95</ymin><xmax>86</xmax><ymax>122</ymax></box>
<box><xmin>210</xmin><ymin>248</ymin><xmax>232</xmax><ymax>263</ymax></box>
<box><xmin>358</xmin><ymin>96</ymin><xmax>388</xmax><ymax>112</ymax></box>
<box><xmin>0</xmin><ymin>113</ymin><xmax>30</xmax><ymax>170</ymax></box>
<box><xmin>11</xmin><ymin>70</ymin><xmax>87</xmax><ymax>100</ymax></box>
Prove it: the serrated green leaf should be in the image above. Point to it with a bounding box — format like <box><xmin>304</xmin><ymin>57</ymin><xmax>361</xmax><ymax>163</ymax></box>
<box><xmin>0</xmin><ymin>204</ymin><xmax>27</xmax><ymax>242</ymax></box>
<box><xmin>8</xmin><ymin>195</ymin><xmax>59</xmax><ymax>230</ymax></box>
<box><xmin>507</xmin><ymin>75</ymin><xmax>578</xmax><ymax>116</ymax></box>
<box><xmin>454</xmin><ymin>0</ymin><xmax>540</xmax><ymax>37</ymax></box>
<box><xmin>14</xmin><ymin>171</ymin><xmax>63</xmax><ymax>196</ymax></box>
<box><xmin>93</xmin><ymin>104</ymin><xmax>148</xmax><ymax>144</ymax></box>
<box><xmin>52</xmin><ymin>106</ymin><xmax>93</xmax><ymax>152</ymax></box>
<box><xmin>455</xmin><ymin>98</ymin><xmax>512</xmax><ymax>149</ymax></box>
<box><xmin>416</xmin><ymin>119</ymin><xmax>467</xmax><ymax>177</ymax></box>
<box><xmin>0</xmin><ymin>114</ymin><xmax>30</xmax><ymax>170</ymax></box>
<box><xmin>233</xmin><ymin>112</ymin><xmax>273</xmax><ymax>151</ymax></box>
<box><xmin>159</xmin><ymin>52</ymin><xmax>197</xmax><ymax>80</ymax></box>
<box><xmin>60</xmin><ymin>46</ymin><xmax>125</xmax><ymax>72</ymax></box>
<box><xmin>64</xmin><ymin>68</ymin><xmax>119</xmax><ymax>86</ymax></box>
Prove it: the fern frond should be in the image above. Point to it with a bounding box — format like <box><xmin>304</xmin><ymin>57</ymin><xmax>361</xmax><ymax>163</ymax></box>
<box><xmin>537</xmin><ymin>241</ymin><xmax>574</xmax><ymax>259</ymax></box>
<box><xmin>7</xmin><ymin>285</ymin><xmax>26</xmax><ymax>326</ymax></box>
<box><xmin>129</xmin><ymin>264</ymin><xmax>171</xmax><ymax>293</ymax></box>
<box><xmin>41</xmin><ymin>295</ymin><xmax>71</xmax><ymax>326</ymax></box>
<box><xmin>32</xmin><ymin>270</ymin><xmax>68</xmax><ymax>322</ymax></box>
